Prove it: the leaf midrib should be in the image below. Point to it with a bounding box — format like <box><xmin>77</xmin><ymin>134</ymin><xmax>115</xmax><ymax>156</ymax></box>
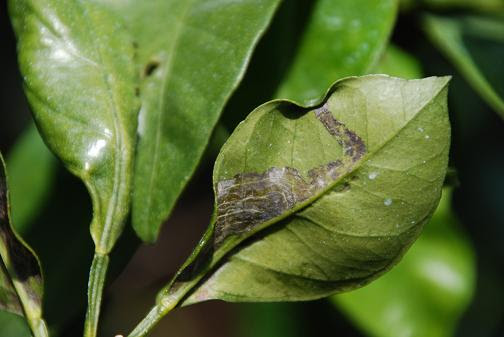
<box><xmin>78</xmin><ymin>2</ymin><xmax>130</xmax><ymax>253</ymax></box>
<box><xmin>143</xmin><ymin>0</ymin><xmax>196</xmax><ymax>232</ymax></box>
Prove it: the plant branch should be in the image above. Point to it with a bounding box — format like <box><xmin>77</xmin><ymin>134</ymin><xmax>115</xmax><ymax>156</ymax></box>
<box><xmin>127</xmin><ymin>280</ymin><xmax>198</xmax><ymax>337</ymax></box>
<box><xmin>84</xmin><ymin>252</ymin><xmax>110</xmax><ymax>337</ymax></box>
<box><xmin>27</xmin><ymin>318</ymin><xmax>50</xmax><ymax>337</ymax></box>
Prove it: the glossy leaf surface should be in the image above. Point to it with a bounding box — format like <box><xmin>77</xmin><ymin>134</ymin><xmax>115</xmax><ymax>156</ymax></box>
<box><xmin>333</xmin><ymin>189</ymin><xmax>475</xmax><ymax>337</ymax></box>
<box><xmin>0</xmin><ymin>152</ymin><xmax>47</xmax><ymax>335</ymax></box>
<box><xmin>424</xmin><ymin>15</ymin><xmax>504</xmax><ymax>119</ymax></box>
<box><xmin>276</xmin><ymin>0</ymin><xmax>398</xmax><ymax>103</ymax></box>
<box><xmin>99</xmin><ymin>0</ymin><xmax>282</xmax><ymax>242</ymax></box>
<box><xmin>9</xmin><ymin>0</ymin><xmax>140</xmax><ymax>253</ymax></box>
<box><xmin>168</xmin><ymin>75</ymin><xmax>450</xmax><ymax>304</ymax></box>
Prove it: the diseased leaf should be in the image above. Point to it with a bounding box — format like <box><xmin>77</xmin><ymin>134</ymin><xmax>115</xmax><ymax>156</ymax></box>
<box><xmin>156</xmin><ymin>75</ymin><xmax>450</xmax><ymax>306</ymax></box>
<box><xmin>424</xmin><ymin>15</ymin><xmax>504</xmax><ymax>119</ymax></box>
<box><xmin>99</xmin><ymin>0</ymin><xmax>282</xmax><ymax>242</ymax></box>
<box><xmin>9</xmin><ymin>0</ymin><xmax>140</xmax><ymax>254</ymax></box>
<box><xmin>332</xmin><ymin>189</ymin><xmax>476</xmax><ymax>337</ymax></box>
<box><xmin>0</xmin><ymin>152</ymin><xmax>48</xmax><ymax>336</ymax></box>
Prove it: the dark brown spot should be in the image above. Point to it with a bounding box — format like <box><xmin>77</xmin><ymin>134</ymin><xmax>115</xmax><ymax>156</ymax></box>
<box><xmin>314</xmin><ymin>103</ymin><xmax>366</xmax><ymax>161</ymax></box>
<box><xmin>144</xmin><ymin>60</ymin><xmax>160</xmax><ymax>77</ymax></box>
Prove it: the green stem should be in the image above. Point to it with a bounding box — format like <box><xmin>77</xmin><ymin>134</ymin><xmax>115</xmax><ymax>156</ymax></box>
<box><xmin>127</xmin><ymin>281</ymin><xmax>196</xmax><ymax>337</ymax></box>
<box><xmin>26</xmin><ymin>317</ymin><xmax>49</xmax><ymax>337</ymax></box>
<box><xmin>84</xmin><ymin>252</ymin><xmax>110</xmax><ymax>337</ymax></box>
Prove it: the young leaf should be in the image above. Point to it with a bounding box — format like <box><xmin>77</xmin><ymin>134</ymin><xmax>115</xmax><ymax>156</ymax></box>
<box><xmin>424</xmin><ymin>15</ymin><xmax>504</xmax><ymax>119</ymax></box>
<box><xmin>0</xmin><ymin>152</ymin><xmax>48</xmax><ymax>336</ymax></box>
<box><xmin>332</xmin><ymin>189</ymin><xmax>475</xmax><ymax>337</ymax></box>
<box><xmin>99</xmin><ymin>0</ymin><xmax>283</xmax><ymax>243</ymax></box>
<box><xmin>276</xmin><ymin>0</ymin><xmax>399</xmax><ymax>103</ymax></box>
<box><xmin>9</xmin><ymin>0</ymin><xmax>140</xmax><ymax>255</ymax></box>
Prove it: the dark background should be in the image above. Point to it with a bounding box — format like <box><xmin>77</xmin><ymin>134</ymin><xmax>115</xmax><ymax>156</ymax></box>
<box><xmin>1</xmin><ymin>1</ymin><xmax>503</xmax><ymax>337</ymax></box>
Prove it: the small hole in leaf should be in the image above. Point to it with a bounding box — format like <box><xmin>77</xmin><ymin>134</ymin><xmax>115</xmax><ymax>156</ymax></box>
<box><xmin>144</xmin><ymin>61</ymin><xmax>160</xmax><ymax>77</ymax></box>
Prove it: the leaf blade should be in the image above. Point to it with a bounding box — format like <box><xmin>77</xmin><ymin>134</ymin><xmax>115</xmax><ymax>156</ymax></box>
<box><xmin>424</xmin><ymin>14</ymin><xmax>504</xmax><ymax>119</ymax></box>
<box><xmin>0</xmin><ymin>152</ymin><xmax>47</xmax><ymax>335</ymax></box>
<box><xmin>149</xmin><ymin>75</ymin><xmax>450</xmax><ymax>306</ymax></box>
<box><xmin>98</xmin><ymin>0</ymin><xmax>283</xmax><ymax>242</ymax></box>
<box><xmin>275</xmin><ymin>0</ymin><xmax>399</xmax><ymax>103</ymax></box>
<box><xmin>332</xmin><ymin>189</ymin><xmax>476</xmax><ymax>337</ymax></box>
<box><xmin>9</xmin><ymin>0</ymin><xmax>140</xmax><ymax>253</ymax></box>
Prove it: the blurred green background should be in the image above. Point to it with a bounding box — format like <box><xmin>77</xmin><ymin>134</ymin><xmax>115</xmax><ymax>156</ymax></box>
<box><xmin>1</xmin><ymin>0</ymin><xmax>503</xmax><ymax>336</ymax></box>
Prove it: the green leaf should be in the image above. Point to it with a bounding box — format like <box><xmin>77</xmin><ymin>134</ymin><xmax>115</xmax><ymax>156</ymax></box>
<box><xmin>372</xmin><ymin>45</ymin><xmax>423</xmax><ymax>79</ymax></box>
<box><xmin>424</xmin><ymin>14</ymin><xmax>504</xmax><ymax>119</ymax></box>
<box><xmin>9</xmin><ymin>0</ymin><xmax>140</xmax><ymax>254</ymax></box>
<box><xmin>0</xmin><ymin>152</ymin><xmax>48</xmax><ymax>336</ymax></box>
<box><xmin>7</xmin><ymin>124</ymin><xmax>57</xmax><ymax>235</ymax></box>
<box><xmin>402</xmin><ymin>0</ymin><xmax>504</xmax><ymax>12</ymax></box>
<box><xmin>99</xmin><ymin>0</ymin><xmax>283</xmax><ymax>243</ymax></box>
<box><xmin>155</xmin><ymin>75</ymin><xmax>450</xmax><ymax>307</ymax></box>
<box><xmin>275</xmin><ymin>0</ymin><xmax>398</xmax><ymax>103</ymax></box>
<box><xmin>332</xmin><ymin>189</ymin><xmax>476</xmax><ymax>337</ymax></box>
<box><xmin>0</xmin><ymin>311</ymin><xmax>32</xmax><ymax>337</ymax></box>
<box><xmin>222</xmin><ymin>0</ymin><xmax>398</xmax><ymax>134</ymax></box>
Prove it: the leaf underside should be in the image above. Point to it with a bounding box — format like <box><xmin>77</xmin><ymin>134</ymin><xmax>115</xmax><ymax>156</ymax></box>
<box><xmin>333</xmin><ymin>189</ymin><xmax>476</xmax><ymax>337</ymax></box>
<box><xmin>177</xmin><ymin>75</ymin><xmax>450</xmax><ymax>304</ymax></box>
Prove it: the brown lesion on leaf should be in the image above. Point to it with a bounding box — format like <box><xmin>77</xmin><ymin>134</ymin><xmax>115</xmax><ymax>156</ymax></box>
<box><xmin>314</xmin><ymin>103</ymin><xmax>366</xmax><ymax>162</ymax></box>
<box><xmin>214</xmin><ymin>104</ymin><xmax>367</xmax><ymax>245</ymax></box>
<box><xmin>0</xmin><ymin>167</ymin><xmax>42</xmax><ymax>308</ymax></box>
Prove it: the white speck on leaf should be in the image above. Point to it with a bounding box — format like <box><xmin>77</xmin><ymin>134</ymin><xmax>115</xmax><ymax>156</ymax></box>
<box><xmin>417</xmin><ymin>127</ymin><xmax>424</xmax><ymax>133</ymax></box>
<box><xmin>384</xmin><ymin>198</ymin><xmax>393</xmax><ymax>206</ymax></box>
<box><xmin>368</xmin><ymin>172</ymin><xmax>378</xmax><ymax>180</ymax></box>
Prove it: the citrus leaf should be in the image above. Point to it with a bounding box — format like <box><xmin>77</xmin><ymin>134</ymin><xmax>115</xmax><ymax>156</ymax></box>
<box><xmin>9</xmin><ymin>0</ymin><xmax>140</xmax><ymax>254</ymax></box>
<box><xmin>424</xmin><ymin>14</ymin><xmax>504</xmax><ymax>119</ymax></box>
<box><xmin>0</xmin><ymin>152</ymin><xmax>48</xmax><ymax>336</ymax></box>
<box><xmin>0</xmin><ymin>311</ymin><xmax>32</xmax><ymax>337</ymax></box>
<box><xmin>276</xmin><ymin>0</ymin><xmax>398</xmax><ymax>103</ymax></box>
<box><xmin>99</xmin><ymin>0</ymin><xmax>282</xmax><ymax>243</ymax></box>
<box><xmin>332</xmin><ymin>189</ymin><xmax>476</xmax><ymax>337</ymax></box>
<box><xmin>402</xmin><ymin>0</ymin><xmax>504</xmax><ymax>12</ymax></box>
<box><xmin>222</xmin><ymin>0</ymin><xmax>398</xmax><ymax>134</ymax></box>
<box><xmin>153</xmin><ymin>75</ymin><xmax>450</xmax><ymax>308</ymax></box>
<box><xmin>372</xmin><ymin>45</ymin><xmax>423</xmax><ymax>79</ymax></box>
